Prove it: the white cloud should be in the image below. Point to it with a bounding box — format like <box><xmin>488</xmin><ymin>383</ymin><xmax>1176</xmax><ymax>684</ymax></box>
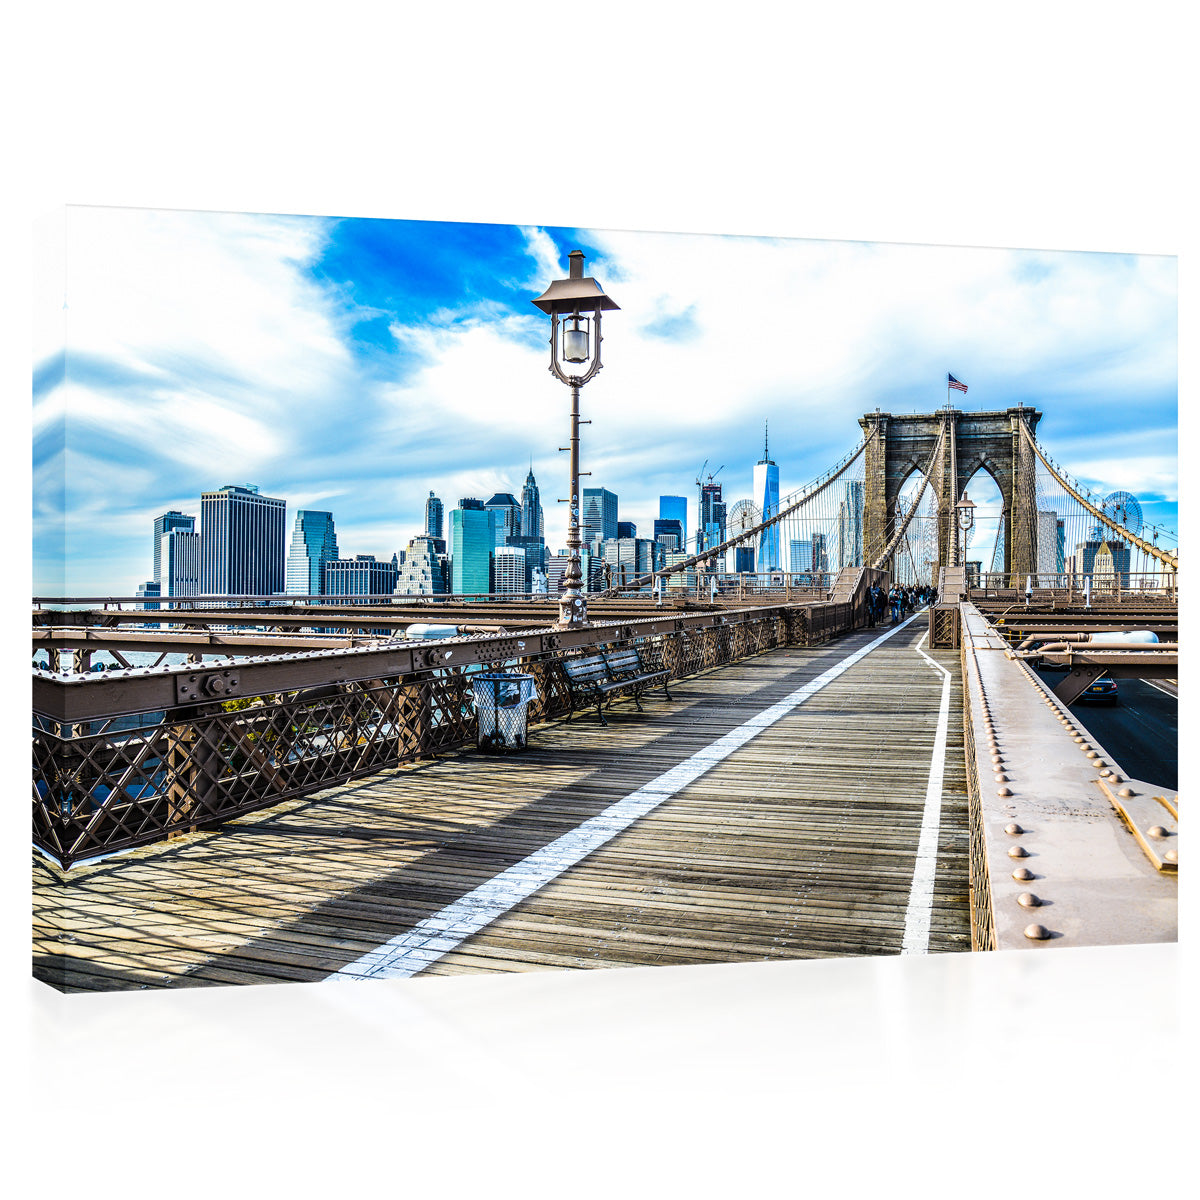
<box><xmin>380</xmin><ymin>230</ymin><xmax>1177</xmax><ymax>552</ymax></box>
<box><xmin>34</xmin><ymin>210</ymin><xmax>1177</xmax><ymax>591</ymax></box>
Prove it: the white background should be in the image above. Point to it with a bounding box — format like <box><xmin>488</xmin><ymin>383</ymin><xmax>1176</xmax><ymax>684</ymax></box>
<box><xmin>5</xmin><ymin>3</ymin><xmax>1193</xmax><ymax>1195</ymax></box>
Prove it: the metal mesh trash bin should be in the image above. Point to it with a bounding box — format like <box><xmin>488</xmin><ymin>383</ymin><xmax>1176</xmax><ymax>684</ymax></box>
<box><xmin>473</xmin><ymin>672</ymin><xmax>539</xmax><ymax>753</ymax></box>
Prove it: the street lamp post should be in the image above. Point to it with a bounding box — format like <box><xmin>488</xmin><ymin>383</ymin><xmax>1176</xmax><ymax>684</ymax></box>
<box><xmin>532</xmin><ymin>251</ymin><xmax>619</xmax><ymax>628</ymax></box>
<box><xmin>955</xmin><ymin>491</ymin><xmax>976</xmax><ymax>570</ymax></box>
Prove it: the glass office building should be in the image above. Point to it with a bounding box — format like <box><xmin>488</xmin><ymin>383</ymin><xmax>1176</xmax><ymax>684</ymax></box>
<box><xmin>286</xmin><ymin>510</ymin><xmax>340</xmax><ymax>596</ymax></box>
<box><xmin>583</xmin><ymin>488</ymin><xmax>618</xmax><ymax>545</ymax></box>
<box><xmin>493</xmin><ymin>546</ymin><xmax>527</xmax><ymax>594</ymax></box>
<box><xmin>323</xmin><ymin>555</ymin><xmax>399</xmax><ymax>601</ymax></box>
<box><xmin>159</xmin><ymin>529</ymin><xmax>200</xmax><ymax>597</ymax></box>
<box><xmin>425</xmin><ymin>491</ymin><xmax>444</xmax><ymax>541</ymax></box>
<box><xmin>653</xmin><ymin>518</ymin><xmax>684</xmax><ymax>550</ymax></box>
<box><xmin>152</xmin><ymin>510</ymin><xmax>195</xmax><ymax>587</ymax></box>
<box><xmin>753</xmin><ymin>427</ymin><xmax>780</xmax><ymax>571</ymax></box>
<box><xmin>659</xmin><ymin>496</ymin><xmax>687</xmax><ymax>543</ymax></box>
<box><xmin>200</xmin><ymin>485</ymin><xmax>286</xmax><ymax>596</ymax></box>
<box><xmin>451</xmin><ymin>499</ymin><xmax>498</xmax><ymax>595</ymax></box>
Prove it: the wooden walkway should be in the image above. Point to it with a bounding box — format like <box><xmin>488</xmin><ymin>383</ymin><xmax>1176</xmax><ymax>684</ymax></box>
<box><xmin>32</xmin><ymin>620</ymin><xmax>971</xmax><ymax>992</ymax></box>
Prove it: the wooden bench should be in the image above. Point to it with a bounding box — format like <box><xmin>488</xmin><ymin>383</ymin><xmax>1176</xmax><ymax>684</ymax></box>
<box><xmin>561</xmin><ymin>646</ymin><xmax>673</xmax><ymax>725</ymax></box>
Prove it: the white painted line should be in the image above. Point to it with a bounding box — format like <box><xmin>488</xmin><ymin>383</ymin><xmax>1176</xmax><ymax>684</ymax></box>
<box><xmin>1143</xmin><ymin>679</ymin><xmax>1178</xmax><ymax>698</ymax></box>
<box><xmin>327</xmin><ymin>614</ymin><xmax>923</xmax><ymax>982</ymax></box>
<box><xmin>901</xmin><ymin>630</ymin><xmax>953</xmax><ymax>955</ymax></box>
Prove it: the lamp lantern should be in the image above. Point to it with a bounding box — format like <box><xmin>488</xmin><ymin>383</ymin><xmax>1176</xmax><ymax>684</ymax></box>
<box><xmin>956</xmin><ymin>491</ymin><xmax>976</xmax><ymax>533</ymax></box>
<box><xmin>532</xmin><ymin>250</ymin><xmax>620</xmax><ymax>628</ymax></box>
<box><xmin>562</xmin><ymin>312</ymin><xmax>589</xmax><ymax>363</ymax></box>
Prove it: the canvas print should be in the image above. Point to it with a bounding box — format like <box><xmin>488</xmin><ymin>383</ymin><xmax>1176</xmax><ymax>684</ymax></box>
<box><xmin>32</xmin><ymin>208</ymin><xmax>1178</xmax><ymax>992</ymax></box>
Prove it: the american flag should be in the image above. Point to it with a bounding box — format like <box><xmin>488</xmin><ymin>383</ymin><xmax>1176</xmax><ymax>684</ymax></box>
<box><xmin>947</xmin><ymin>373</ymin><xmax>968</xmax><ymax>393</ymax></box>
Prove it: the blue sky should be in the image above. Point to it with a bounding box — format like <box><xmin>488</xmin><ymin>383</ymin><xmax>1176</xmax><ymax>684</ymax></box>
<box><xmin>32</xmin><ymin>207</ymin><xmax>1178</xmax><ymax>594</ymax></box>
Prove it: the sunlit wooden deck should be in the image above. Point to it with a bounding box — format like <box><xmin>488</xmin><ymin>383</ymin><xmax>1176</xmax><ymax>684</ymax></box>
<box><xmin>33</xmin><ymin>621</ymin><xmax>970</xmax><ymax>992</ymax></box>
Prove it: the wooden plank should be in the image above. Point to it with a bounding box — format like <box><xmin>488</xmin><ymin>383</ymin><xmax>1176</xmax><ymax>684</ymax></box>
<box><xmin>33</xmin><ymin>625</ymin><xmax>972</xmax><ymax>990</ymax></box>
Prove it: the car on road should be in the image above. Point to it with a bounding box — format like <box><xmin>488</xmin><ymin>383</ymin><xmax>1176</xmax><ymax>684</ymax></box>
<box><xmin>1077</xmin><ymin>675</ymin><xmax>1119</xmax><ymax>702</ymax></box>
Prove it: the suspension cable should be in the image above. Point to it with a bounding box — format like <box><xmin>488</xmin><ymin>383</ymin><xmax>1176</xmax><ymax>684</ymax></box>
<box><xmin>1020</xmin><ymin>422</ymin><xmax>1178</xmax><ymax>570</ymax></box>
<box><xmin>597</xmin><ymin>428</ymin><xmax>877</xmax><ymax>597</ymax></box>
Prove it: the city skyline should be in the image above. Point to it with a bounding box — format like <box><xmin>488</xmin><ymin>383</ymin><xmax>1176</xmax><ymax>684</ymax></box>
<box><xmin>33</xmin><ymin>208</ymin><xmax>1178</xmax><ymax>595</ymax></box>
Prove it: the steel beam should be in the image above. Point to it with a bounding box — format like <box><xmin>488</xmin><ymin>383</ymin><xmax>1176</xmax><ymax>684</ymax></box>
<box><xmin>31</xmin><ymin>602</ymin><xmax>825</xmax><ymax>723</ymax></box>
<box><xmin>959</xmin><ymin>602</ymin><xmax>1176</xmax><ymax>950</ymax></box>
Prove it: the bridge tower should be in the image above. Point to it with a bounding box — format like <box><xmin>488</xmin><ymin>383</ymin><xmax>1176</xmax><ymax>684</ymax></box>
<box><xmin>859</xmin><ymin>406</ymin><xmax>1042</xmax><ymax>577</ymax></box>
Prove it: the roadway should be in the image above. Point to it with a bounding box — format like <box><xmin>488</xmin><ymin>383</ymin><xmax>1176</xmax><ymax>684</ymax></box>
<box><xmin>1034</xmin><ymin>668</ymin><xmax>1178</xmax><ymax>790</ymax></box>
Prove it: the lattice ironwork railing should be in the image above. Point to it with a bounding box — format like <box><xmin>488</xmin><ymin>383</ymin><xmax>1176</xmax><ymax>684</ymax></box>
<box><xmin>929</xmin><ymin>606</ymin><xmax>960</xmax><ymax>649</ymax></box>
<box><xmin>34</xmin><ymin>606</ymin><xmax>861</xmax><ymax>868</ymax></box>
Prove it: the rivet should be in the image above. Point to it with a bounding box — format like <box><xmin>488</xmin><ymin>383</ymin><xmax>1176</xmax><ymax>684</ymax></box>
<box><xmin>1085</xmin><ymin>750</ymin><xmax>1099</xmax><ymax>759</ymax></box>
<box><xmin>995</xmin><ymin>773</ymin><xmax>1008</xmax><ymax>783</ymax></box>
<box><xmin>997</xmin><ymin>787</ymin><xmax>1012</xmax><ymax>797</ymax></box>
<box><xmin>1005</xmin><ymin>822</ymin><xmax>1023</xmax><ymax>835</ymax></box>
<box><xmin>1147</xmin><ymin>826</ymin><xmax>1169</xmax><ymax>840</ymax></box>
<box><xmin>1008</xmin><ymin>844</ymin><xmax>1028</xmax><ymax>857</ymax></box>
<box><xmin>1017</xmin><ymin>892</ymin><xmax>1041</xmax><ymax>908</ymax></box>
<box><xmin>1099</xmin><ymin>768</ymin><xmax>1112</xmax><ymax>777</ymax></box>
<box><xmin>1073</xmin><ymin>735</ymin><xmax>1085</xmax><ymax>744</ymax></box>
<box><xmin>1023</xmin><ymin>923</ymin><xmax>1051</xmax><ymax>940</ymax></box>
<box><xmin>1109</xmin><ymin>775</ymin><xmax>1124</xmax><ymax>784</ymax></box>
<box><xmin>1164</xmin><ymin>850</ymin><xmax>1178</xmax><ymax>863</ymax></box>
<box><xmin>1118</xmin><ymin>787</ymin><xmax>1136</xmax><ymax>798</ymax></box>
<box><xmin>1012</xmin><ymin>866</ymin><xmax>1034</xmax><ymax>881</ymax></box>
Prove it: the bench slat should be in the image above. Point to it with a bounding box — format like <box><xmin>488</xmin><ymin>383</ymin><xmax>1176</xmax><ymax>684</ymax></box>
<box><xmin>561</xmin><ymin>646</ymin><xmax>672</xmax><ymax>723</ymax></box>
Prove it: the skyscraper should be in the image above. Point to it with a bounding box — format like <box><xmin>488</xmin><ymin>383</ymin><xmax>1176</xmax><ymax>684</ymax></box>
<box><xmin>603</xmin><ymin>537</ymin><xmax>657</xmax><ymax>589</ymax></box>
<box><xmin>1071</xmin><ymin>538</ymin><xmax>1130</xmax><ymax>588</ymax></box>
<box><xmin>136</xmin><ymin>579</ymin><xmax>161</xmax><ymax>611</ymax></box>
<box><xmin>835</xmin><ymin>480</ymin><xmax>864</xmax><ymax>570</ymax></box>
<box><xmin>753</xmin><ymin>423</ymin><xmax>780</xmax><ymax>570</ymax></box>
<box><xmin>493</xmin><ymin>546</ymin><xmax>527</xmax><ymax>594</ymax></box>
<box><xmin>485</xmin><ymin>492</ymin><xmax>522</xmax><ymax>547</ymax></box>
<box><xmin>1036</xmin><ymin>509</ymin><xmax>1067</xmax><ymax>579</ymax></box>
<box><xmin>700</xmin><ymin>483</ymin><xmax>726</xmax><ymax>553</ymax></box>
<box><xmin>583</xmin><ymin>488</ymin><xmax>618</xmax><ymax>545</ymax></box>
<box><xmin>659</xmin><ymin>496</ymin><xmax>687</xmax><ymax>541</ymax></box>
<box><xmin>323</xmin><ymin>555</ymin><xmax>399</xmax><ymax>601</ymax></box>
<box><xmin>520</xmin><ymin>466</ymin><xmax>544</xmax><ymax>542</ymax></box>
<box><xmin>395</xmin><ymin>535</ymin><xmax>447</xmax><ymax>595</ymax></box>
<box><xmin>159</xmin><ymin>529</ymin><xmax>200</xmax><ymax>598</ymax></box>
<box><xmin>653</xmin><ymin>518</ymin><xmax>684</xmax><ymax>550</ymax></box>
<box><xmin>424</xmin><ymin>491</ymin><xmax>444</xmax><ymax>541</ymax></box>
<box><xmin>811</xmin><ymin>532</ymin><xmax>829</xmax><ymax>574</ymax></box>
<box><xmin>617</xmin><ymin>520</ymin><xmax>637</xmax><ymax>539</ymax></box>
<box><xmin>199</xmin><ymin>485</ymin><xmax>286</xmax><ymax>596</ymax></box>
<box><xmin>286</xmin><ymin>510</ymin><xmax>339</xmax><ymax>596</ymax></box>
<box><xmin>153</xmin><ymin>510</ymin><xmax>195</xmax><ymax>587</ymax></box>
<box><xmin>451</xmin><ymin>499</ymin><xmax>497</xmax><ymax>595</ymax></box>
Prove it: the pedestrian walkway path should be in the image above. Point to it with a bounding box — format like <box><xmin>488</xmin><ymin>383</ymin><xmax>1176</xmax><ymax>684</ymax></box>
<box><xmin>33</xmin><ymin>617</ymin><xmax>970</xmax><ymax>992</ymax></box>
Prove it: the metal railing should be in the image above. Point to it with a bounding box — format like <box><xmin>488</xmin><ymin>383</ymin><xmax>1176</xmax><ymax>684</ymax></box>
<box><xmin>33</xmin><ymin>599</ymin><xmax>860</xmax><ymax>868</ymax></box>
<box><xmin>970</xmin><ymin>571</ymin><xmax>1178</xmax><ymax>603</ymax></box>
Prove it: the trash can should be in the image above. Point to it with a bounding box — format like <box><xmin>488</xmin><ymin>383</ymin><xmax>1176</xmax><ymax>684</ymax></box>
<box><xmin>472</xmin><ymin>672</ymin><xmax>538</xmax><ymax>753</ymax></box>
